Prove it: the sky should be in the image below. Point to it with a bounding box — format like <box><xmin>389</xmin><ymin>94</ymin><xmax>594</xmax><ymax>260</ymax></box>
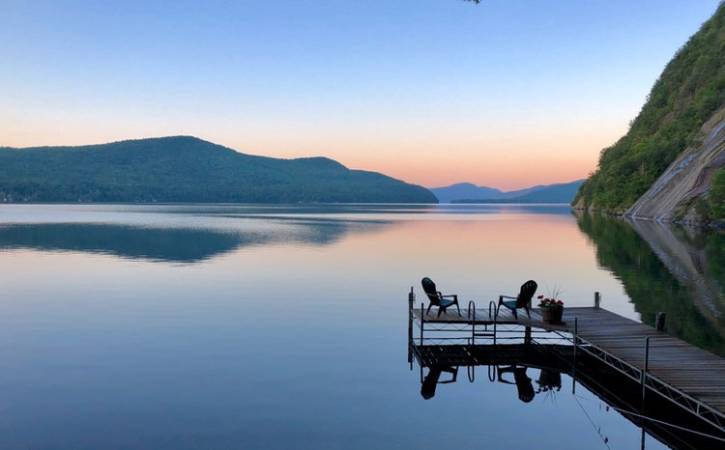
<box><xmin>1</xmin><ymin>0</ymin><xmax>721</xmax><ymax>190</ymax></box>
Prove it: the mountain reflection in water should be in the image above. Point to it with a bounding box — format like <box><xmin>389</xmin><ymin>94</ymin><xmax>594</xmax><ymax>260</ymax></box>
<box><xmin>576</xmin><ymin>213</ymin><xmax>725</xmax><ymax>356</ymax></box>
<box><xmin>0</xmin><ymin>218</ymin><xmax>392</xmax><ymax>263</ymax></box>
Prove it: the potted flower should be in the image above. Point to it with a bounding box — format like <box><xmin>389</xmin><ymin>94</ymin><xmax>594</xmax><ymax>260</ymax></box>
<box><xmin>538</xmin><ymin>295</ymin><xmax>564</xmax><ymax>324</ymax></box>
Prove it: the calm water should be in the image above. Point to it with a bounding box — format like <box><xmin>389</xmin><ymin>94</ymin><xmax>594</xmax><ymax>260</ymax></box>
<box><xmin>0</xmin><ymin>204</ymin><xmax>723</xmax><ymax>449</ymax></box>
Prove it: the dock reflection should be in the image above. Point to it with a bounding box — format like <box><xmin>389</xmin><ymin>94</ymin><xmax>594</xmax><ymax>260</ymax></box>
<box><xmin>409</xmin><ymin>341</ymin><xmax>725</xmax><ymax>450</ymax></box>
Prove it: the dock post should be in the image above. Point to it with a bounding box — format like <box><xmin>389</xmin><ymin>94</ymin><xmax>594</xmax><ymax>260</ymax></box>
<box><xmin>420</xmin><ymin>302</ymin><xmax>425</xmax><ymax>346</ymax></box>
<box><xmin>408</xmin><ymin>287</ymin><xmax>414</xmax><ymax>364</ymax></box>
<box><xmin>572</xmin><ymin>317</ymin><xmax>578</xmax><ymax>394</ymax></box>
<box><xmin>493</xmin><ymin>309</ymin><xmax>497</xmax><ymax>346</ymax></box>
<box><xmin>641</xmin><ymin>336</ymin><xmax>650</xmax><ymax>404</ymax></box>
<box><xmin>594</xmin><ymin>291</ymin><xmax>601</xmax><ymax>309</ymax></box>
<box><xmin>469</xmin><ymin>301</ymin><xmax>476</xmax><ymax>346</ymax></box>
<box><xmin>655</xmin><ymin>312</ymin><xmax>666</xmax><ymax>332</ymax></box>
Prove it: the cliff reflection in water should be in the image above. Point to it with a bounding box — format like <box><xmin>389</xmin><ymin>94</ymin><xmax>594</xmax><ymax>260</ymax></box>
<box><xmin>577</xmin><ymin>213</ymin><xmax>725</xmax><ymax>356</ymax></box>
<box><xmin>0</xmin><ymin>218</ymin><xmax>390</xmax><ymax>263</ymax></box>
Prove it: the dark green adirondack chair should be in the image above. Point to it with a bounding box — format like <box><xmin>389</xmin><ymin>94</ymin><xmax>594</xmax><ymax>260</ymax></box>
<box><xmin>497</xmin><ymin>280</ymin><xmax>537</xmax><ymax>319</ymax></box>
<box><xmin>421</xmin><ymin>277</ymin><xmax>461</xmax><ymax>317</ymax></box>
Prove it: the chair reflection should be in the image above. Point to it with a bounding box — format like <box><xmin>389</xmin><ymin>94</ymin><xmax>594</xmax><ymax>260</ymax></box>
<box><xmin>495</xmin><ymin>365</ymin><xmax>562</xmax><ymax>402</ymax></box>
<box><xmin>418</xmin><ymin>360</ymin><xmax>560</xmax><ymax>404</ymax></box>
<box><xmin>496</xmin><ymin>365</ymin><xmax>536</xmax><ymax>403</ymax></box>
<box><xmin>420</xmin><ymin>365</ymin><xmax>459</xmax><ymax>399</ymax></box>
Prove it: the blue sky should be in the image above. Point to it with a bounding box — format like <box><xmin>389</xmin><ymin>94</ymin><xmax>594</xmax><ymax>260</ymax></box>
<box><xmin>1</xmin><ymin>0</ymin><xmax>721</xmax><ymax>188</ymax></box>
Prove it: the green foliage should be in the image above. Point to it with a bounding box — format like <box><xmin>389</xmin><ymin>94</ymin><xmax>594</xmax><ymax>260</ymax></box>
<box><xmin>0</xmin><ymin>136</ymin><xmax>437</xmax><ymax>204</ymax></box>
<box><xmin>575</xmin><ymin>4</ymin><xmax>725</xmax><ymax>212</ymax></box>
<box><xmin>706</xmin><ymin>232</ymin><xmax>725</xmax><ymax>286</ymax></box>
<box><xmin>709</xmin><ymin>167</ymin><xmax>725</xmax><ymax>219</ymax></box>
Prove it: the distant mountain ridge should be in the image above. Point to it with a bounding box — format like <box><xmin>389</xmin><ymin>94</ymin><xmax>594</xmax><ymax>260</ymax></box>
<box><xmin>432</xmin><ymin>180</ymin><xmax>584</xmax><ymax>203</ymax></box>
<box><xmin>430</xmin><ymin>183</ymin><xmax>503</xmax><ymax>203</ymax></box>
<box><xmin>0</xmin><ymin>136</ymin><xmax>437</xmax><ymax>204</ymax></box>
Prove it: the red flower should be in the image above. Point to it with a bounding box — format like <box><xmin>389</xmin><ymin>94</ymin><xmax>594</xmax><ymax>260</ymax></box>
<box><xmin>537</xmin><ymin>295</ymin><xmax>544</xmax><ymax>299</ymax></box>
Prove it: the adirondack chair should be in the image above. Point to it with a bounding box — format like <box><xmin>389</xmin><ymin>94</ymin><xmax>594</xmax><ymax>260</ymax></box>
<box><xmin>497</xmin><ymin>280</ymin><xmax>537</xmax><ymax>319</ymax></box>
<box><xmin>421</xmin><ymin>277</ymin><xmax>461</xmax><ymax>317</ymax></box>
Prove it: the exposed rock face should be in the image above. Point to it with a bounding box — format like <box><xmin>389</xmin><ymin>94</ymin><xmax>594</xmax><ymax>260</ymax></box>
<box><xmin>627</xmin><ymin>107</ymin><xmax>725</xmax><ymax>224</ymax></box>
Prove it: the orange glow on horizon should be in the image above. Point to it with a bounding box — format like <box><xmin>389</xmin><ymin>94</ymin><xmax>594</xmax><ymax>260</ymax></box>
<box><xmin>344</xmin><ymin>153</ymin><xmax>596</xmax><ymax>190</ymax></box>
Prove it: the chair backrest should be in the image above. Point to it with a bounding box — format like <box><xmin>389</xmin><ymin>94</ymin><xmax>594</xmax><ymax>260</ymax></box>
<box><xmin>516</xmin><ymin>280</ymin><xmax>538</xmax><ymax>308</ymax></box>
<box><xmin>421</xmin><ymin>277</ymin><xmax>440</xmax><ymax>306</ymax></box>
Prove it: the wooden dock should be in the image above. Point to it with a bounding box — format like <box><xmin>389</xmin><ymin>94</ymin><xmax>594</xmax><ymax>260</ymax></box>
<box><xmin>410</xmin><ymin>304</ymin><xmax>725</xmax><ymax>430</ymax></box>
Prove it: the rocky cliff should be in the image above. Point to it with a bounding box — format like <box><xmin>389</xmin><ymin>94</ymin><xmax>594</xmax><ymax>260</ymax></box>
<box><xmin>574</xmin><ymin>3</ymin><xmax>725</xmax><ymax>223</ymax></box>
<box><xmin>627</xmin><ymin>107</ymin><xmax>725</xmax><ymax>224</ymax></box>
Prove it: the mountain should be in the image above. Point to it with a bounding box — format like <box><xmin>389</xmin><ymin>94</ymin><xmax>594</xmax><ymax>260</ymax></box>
<box><xmin>574</xmin><ymin>3</ymin><xmax>725</xmax><ymax>224</ymax></box>
<box><xmin>0</xmin><ymin>136</ymin><xmax>437</xmax><ymax>204</ymax></box>
<box><xmin>507</xmin><ymin>180</ymin><xmax>585</xmax><ymax>203</ymax></box>
<box><xmin>432</xmin><ymin>180</ymin><xmax>584</xmax><ymax>203</ymax></box>
<box><xmin>430</xmin><ymin>183</ymin><xmax>502</xmax><ymax>203</ymax></box>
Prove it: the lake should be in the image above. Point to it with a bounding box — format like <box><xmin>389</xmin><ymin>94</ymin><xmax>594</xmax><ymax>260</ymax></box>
<box><xmin>0</xmin><ymin>204</ymin><xmax>723</xmax><ymax>449</ymax></box>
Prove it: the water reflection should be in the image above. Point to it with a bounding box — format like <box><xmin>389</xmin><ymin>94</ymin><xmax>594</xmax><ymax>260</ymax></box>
<box><xmin>411</xmin><ymin>342</ymin><xmax>725</xmax><ymax>449</ymax></box>
<box><xmin>0</xmin><ymin>218</ymin><xmax>393</xmax><ymax>263</ymax></box>
<box><xmin>1</xmin><ymin>204</ymin><xmax>723</xmax><ymax>449</ymax></box>
<box><xmin>0</xmin><ymin>224</ymin><xmax>243</xmax><ymax>263</ymax></box>
<box><xmin>420</xmin><ymin>365</ymin><xmax>458</xmax><ymax>399</ymax></box>
<box><xmin>496</xmin><ymin>365</ymin><xmax>536</xmax><ymax>403</ymax></box>
<box><xmin>0</xmin><ymin>203</ymin><xmax>574</xmax><ymax>266</ymax></box>
<box><xmin>575</xmin><ymin>214</ymin><xmax>725</xmax><ymax>356</ymax></box>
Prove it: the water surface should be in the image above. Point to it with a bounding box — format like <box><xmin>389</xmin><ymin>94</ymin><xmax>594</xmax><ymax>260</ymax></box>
<box><xmin>0</xmin><ymin>204</ymin><xmax>722</xmax><ymax>449</ymax></box>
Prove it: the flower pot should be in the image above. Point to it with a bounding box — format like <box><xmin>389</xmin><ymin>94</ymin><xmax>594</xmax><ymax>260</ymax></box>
<box><xmin>541</xmin><ymin>305</ymin><xmax>564</xmax><ymax>324</ymax></box>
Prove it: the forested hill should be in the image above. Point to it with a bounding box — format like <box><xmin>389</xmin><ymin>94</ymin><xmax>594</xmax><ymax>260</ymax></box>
<box><xmin>574</xmin><ymin>3</ymin><xmax>725</xmax><ymax>217</ymax></box>
<box><xmin>0</xmin><ymin>136</ymin><xmax>437</xmax><ymax>204</ymax></box>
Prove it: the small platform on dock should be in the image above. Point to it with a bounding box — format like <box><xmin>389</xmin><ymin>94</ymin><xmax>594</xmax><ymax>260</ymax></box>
<box><xmin>410</xmin><ymin>304</ymin><xmax>725</xmax><ymax>430</ymax></box>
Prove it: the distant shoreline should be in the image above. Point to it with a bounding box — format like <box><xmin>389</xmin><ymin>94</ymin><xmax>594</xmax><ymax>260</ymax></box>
<box><xmin>0</xmin><ymin>201</ymin><xmax>440</xmax><ymax>206</ymax></box>
<box><xmin>0</xmin><ymin>201</ymin><xmax>570</xmax><ymax>205</ymax></box>
<box><xmin>449</xmin><ymin>201</ymin><xmax>572</xmax><ymax>205</ymax></box>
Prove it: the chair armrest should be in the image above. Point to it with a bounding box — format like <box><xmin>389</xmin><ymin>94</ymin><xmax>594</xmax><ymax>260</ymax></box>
<box><xmin>499</xmin><ymin>295</ymin><xmax>517</xmax><ymax>300</ymax></box>
<box><xmin>440</xmin><ymin>294</ymin><xmax>458</xmax><ymax>299</ymax></box>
